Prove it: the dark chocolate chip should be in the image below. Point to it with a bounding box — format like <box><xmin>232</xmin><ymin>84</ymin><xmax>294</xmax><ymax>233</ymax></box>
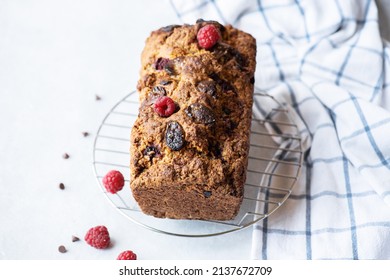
<box><xmin>62</xmin><ymin>153</ymin><xmax>70</xmax><ymax>159</ymax></box>
<box><xmin>95</xmin><ymin>95</ymin><xmax>101</xmax><ymax>101</ymax></box>
<box><xmin>59</xmin><ymin>183</ymin><xmax>65</xmax><ymax>190</ymax></box>
<box><xmin>165</xmin><ymin>122</ymin><xmax>185</xmax><ymax>151</ymax></box>
<box><xmin>203</xmin><ymin>191</ymin><xmax>212</xmax><ymax>198</ymax></box>
<box><xmin>225</xmin><ymin>120</ymin><xmax>238</xmax><ymax>135</ymax></box>
<box><xmin>197</xmin><ymin>80</ymin><xmax>217</xmax><ymax>98</ymax></box>
<box><xmin>160</xmin><ymin>24</ymin><xmax>181</xmax><ymax>32</ymax></box>
<box><xmin>209</xmin><ymin>73</ymin><xmax>235</xmax><ymax>93</ymax></box>
<box><xmin>152</xmin><ymin>86</ymin><xmax>167</xmax><ymax>96</ymax></box>
<box><xmin>185</xmin><ymin>103</ymin><xmax>216</xmax><ymax>125</ymax></box>
<box><xmin>82</xmin><ymin>131</ymin><xmax>89</xmax><ymax>137</ymax></box>
<box><xmin>209</xmin><ymin>141</ymin><xmax>222</xmax><ymax>158</ymax></box>
<box><xmin>159</xmin><ymin>80</ymin><xmax>172</xmax><ymax>86</ymax></box>
<box><xmin>143</xmin><ymin>145</ymin><xmax>160</xmax><ymax>161</ymax></box>
<box><xmin>58</xmin><ymin>245</ymin><xmax>67</xmax><ymax>253</ymax></box>
<box><xmin>212</xmin><ymin>43</ymin><xmax>247</xmax><ymax>68</ymax></box>
<box><xmin>250</xmin><ymin>76</ymin><xmax>255</xmax><ymax>84</ymax></box>
<box><xmin>72</xmin><ymin>236</ymin><xmax>80</xmax><ymax>242</ymax></box>
<box><xmin>196</xmin><ymin>19</ymin><xmax>225</xmax><ymax>32</ymax></box>
<box><xmin>233</xmin><ymin>50</ymin><xmax>247</xmax><ymax>68</ymax></box>
<box><xmin>222</xmin><ymin>107</ymin><xmax>231</xmax><ymax>115</ymax></box>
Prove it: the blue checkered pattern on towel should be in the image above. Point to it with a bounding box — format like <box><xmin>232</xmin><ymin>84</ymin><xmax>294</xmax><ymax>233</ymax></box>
<box><xmin>169</xmin><ymin>0</ymin><xmax>390</xmax><ymax>259</ymax></box>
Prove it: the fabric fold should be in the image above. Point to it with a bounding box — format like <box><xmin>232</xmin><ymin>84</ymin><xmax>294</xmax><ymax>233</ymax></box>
<box><xmin>170</xmin><ymin>0</ymin><xmax>390</xmax><ymax>259</ymax></box>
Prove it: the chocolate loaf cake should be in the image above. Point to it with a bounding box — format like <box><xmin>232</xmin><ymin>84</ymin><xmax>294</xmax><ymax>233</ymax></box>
<box><xmin>130</xmin><ymin>20</ymin><xmax>256</xmax><ymax>220</ymax></box>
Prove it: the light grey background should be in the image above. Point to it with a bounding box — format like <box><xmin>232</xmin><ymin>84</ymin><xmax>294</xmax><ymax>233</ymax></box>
<box><xmin>0</xmin><ymin>0</ymin><xmax>389</xmax><ymax>259</ymax></box>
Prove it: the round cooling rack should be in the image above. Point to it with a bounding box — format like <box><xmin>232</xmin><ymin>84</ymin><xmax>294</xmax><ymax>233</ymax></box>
<box><xmin>93</xmin><ymin>91</ymin><xmax>303</xmax><ymax>237</ymax></box>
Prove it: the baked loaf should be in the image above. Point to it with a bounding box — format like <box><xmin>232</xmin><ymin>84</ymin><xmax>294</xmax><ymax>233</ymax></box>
<box><xmin>130</xmin><ymin>20</ymin><xmax>256</xmax><ymax>220</ymax></box>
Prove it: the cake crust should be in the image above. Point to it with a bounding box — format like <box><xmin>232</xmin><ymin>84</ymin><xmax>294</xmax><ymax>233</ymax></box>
<box><xmin>130</xmin><ymin>20</ymin><xmax>256</xmax><ymax>220</ymax></box>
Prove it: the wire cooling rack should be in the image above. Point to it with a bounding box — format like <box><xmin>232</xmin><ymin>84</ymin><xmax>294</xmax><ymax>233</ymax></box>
<box><xmin>93</xmin><ymin>91</ymin><xmax>303</xmax><ymax>237</ymax></box>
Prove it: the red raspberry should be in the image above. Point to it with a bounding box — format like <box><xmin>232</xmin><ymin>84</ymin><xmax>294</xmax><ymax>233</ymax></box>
<box><xmin>154</xmin><ymin>96</ymin><xmax>176</xmax><ymax>117</ymax></box>
<box><xmin>197</xmin><ymin>24</ymin><xmax>221</xmax><ymax>49</ymax></box>
<box><xmin>84</xmin><ymin>225</ymin><xmax>110</xmax><ymax>249</ymax></box>
<box><xmin>117</xmin><ymin>250</ymin><xmax>137</xmax><ymax>260</ymax></box>
<box><xmin>102</xmin><ymin>170</ymin><xmax>125</xmax><ymax>194</ymax></box>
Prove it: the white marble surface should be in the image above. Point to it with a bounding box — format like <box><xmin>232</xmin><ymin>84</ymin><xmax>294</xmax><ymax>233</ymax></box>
<box><xmin>1</xmin><ymin>0</ymin><xmax>389</xmax><ymax>260</ymax></box>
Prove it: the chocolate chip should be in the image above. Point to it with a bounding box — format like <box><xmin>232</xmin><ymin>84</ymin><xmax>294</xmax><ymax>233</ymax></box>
<box><xmin>197</xmin><ymin>80</ymin><xmax>217</xmax><ymax>98</ymax></box>
<box><xmin>250</xmin><ymin>76</ymin><xmax>255</xmax><ymax>84</ymax></box>
<box><xmin>203</xmin><ymin>191</ymin><xmax>212</xmax><ymax>198</ymax></box>
<box><xmin>72</xmin><ymin>236</ymin><xmax>80</xmax><ymax>242</ymax></box>
<box><xmin>82</xmin><ymin>131</ymin><xmax>89</xmax><ymax>137</ymax></box>
<box><xmin>165</xmin><ymin>122</ymin><xmax>185</xmax><ymax>151</ymax></box>
<box><xmin>58</xmin><ymin>245</ymin><xmax>67</xmax><ymax>253</ymax></box>
<box><xmin>152</xmin><ymin>86</ymin><xmax>167</xmax><ymax>96</ymax></box>
<box><xmin>95</xmin><ymin>95</ymin><xmax>101</xmax><ymax>101</ymax></box>
<box><xmin>143</xmin><ymin>145</ymin><xmax>160</xmax><ymax>161</ymax></box>
<box><xmin>62</xmin><ymin>153</ymin><xmax>70</xmax><ymax>159</ymax></box>
<box><xmin>59</xmin><ymin>183</ymin><xmax>65</xmax><ymax>190</ymax></box>
<box><xmin>160</xmin><ymin>24</ymin><xmax>181</xmax><ymax>32</ymax></box>
<box><xmin>159</xmin><ymin>80</ymin><xmax>172</xmax><ymax>86</ymax></box>
<box><xmin>212</xmin><ymin>43</ymin><xmax>247</xmax><ymax>69</ymax></box>
<box><xmin>185</xmin><ymin>103</ymin><xmax>216</xmax><ymax>125</ymax></box>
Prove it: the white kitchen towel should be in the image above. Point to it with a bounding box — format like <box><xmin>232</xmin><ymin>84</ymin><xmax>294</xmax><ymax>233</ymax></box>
<box><xmin>169</xmin><ymin>0</ymin><xmax>390</xmax><ymax>259</ymax></box>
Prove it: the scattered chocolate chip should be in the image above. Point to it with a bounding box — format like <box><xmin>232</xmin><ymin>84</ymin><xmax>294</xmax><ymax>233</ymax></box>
<box><xmin>233</xmin><ymin>50</ymin><xmax>247</xmax><ymax>68</ymax></box>
<box><xmin>152</xmin><ymin>86</ymin><xmax>167</xmax><ymax>96</ymax></box>
<box><xmin>197</xmin><ymin>80</ymin><xmax>217</xmax><ymax>98</ymax></box>
<box><xmin>159</xmin><ymin>80</ymin><xmax>172</xmax><ymax>86</ymax></box>
<box><xmin>59</xmin><ymin>183</ymin><xmax>65</xmax><ymax>190</ymax></box>
<box><xmin>185</xmin><ymin>103</ymin><xmax>216</xmax><ymax>125</ymax></box>
<box><xmin>250</xmin><ymin>76</ymin><xmax>255</xmax><ymax>84</ymax></box>
<box><xmin>203</xmin><ymin>191</ymin><xmax>212</xmax><ymax>198</ymax></box>
<box><xmin>160</xmin><ymin>24</ymin><xmax>181</xmax><ymax>32</ymax></box>
<box><xmin>212</xmin><ymin>43</ymin><xmax>247</xmax><ymax>69</ymax></box>
<box><xmin>72</xmin><ymin>236</ymin><xmax>80</xmax><ymax>242</ymax></box>
<box><xmin>225</xmin><ymin>120</ymin><xmax>238</xmax><ymax>135</ymax></box>
<box><xmin>154</xmin><ymin>57</ymin><xmax>170</xmax><ymax>70</ymax></box>
<box><xmin>95</xmin><ymin>95</ymin><xmax>101</xmax><ymax>101</ymax></box>
<box><xmin>62</xmin><ymin>153</ymin><xmax>70</xmax><ymax>159</ymax></box>
<box><xmin>222</xmin><ymin>107</ymin><xmax>231</xmax><ymax>115</ymax></box>
<box><xmin>82</xmin><ymin>131</ymin><xmax>89</xmax><ymax>137</ymax></box>
<box><xmin>58</xmin><ymin>245</ymin><xmax>67</xmax><ymax>253</ymax></box>
<box><xmin>165</xmin><ymin>122</ymin><xmax>185</xmax><ymax>151</ymax></box>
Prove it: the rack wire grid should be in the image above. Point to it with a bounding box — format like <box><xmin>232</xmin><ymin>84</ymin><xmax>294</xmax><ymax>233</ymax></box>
<box><xmin>93</xmin><ymin>91</ymin><xmax>303</xmax><ymax>237</ymax></box>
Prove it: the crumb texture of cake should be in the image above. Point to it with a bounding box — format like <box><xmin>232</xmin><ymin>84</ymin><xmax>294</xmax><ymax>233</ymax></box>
<box><xmin>130</xmin><ymin>20</ymin><xmax>256</xmax><ymax>220</ymax></box>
